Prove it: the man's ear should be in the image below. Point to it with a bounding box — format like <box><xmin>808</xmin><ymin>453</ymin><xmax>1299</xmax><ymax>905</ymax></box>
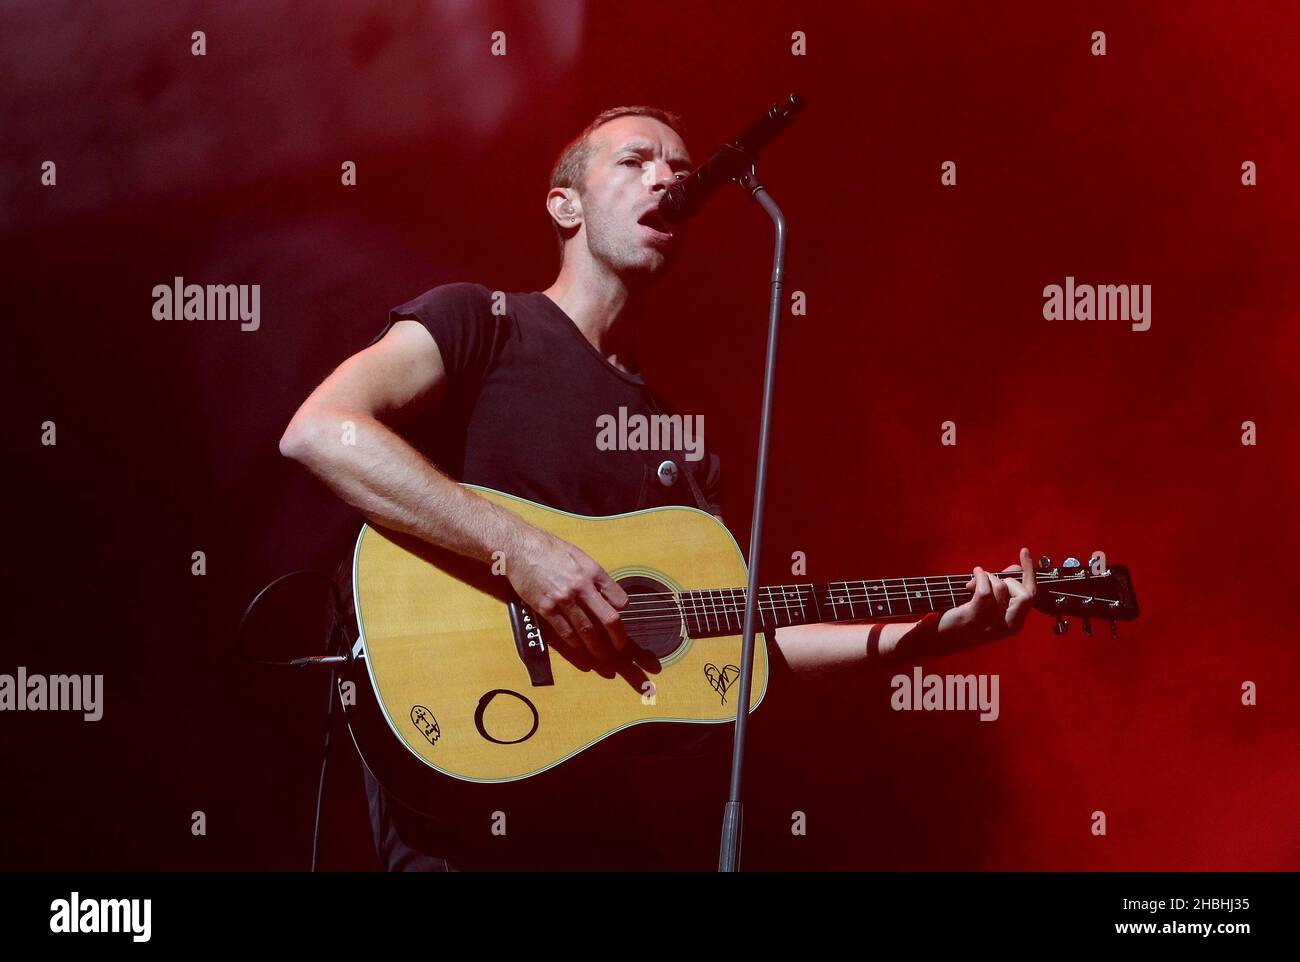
<box><xmin>546</xmin><ymin>188</ymin><xmax>580</xmax><ymax>227</ymax></box>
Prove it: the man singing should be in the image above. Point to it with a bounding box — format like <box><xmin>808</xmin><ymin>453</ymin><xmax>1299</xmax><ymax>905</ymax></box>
<box><xmin>279</xmin><ymin>105</ymin><xmax>1036</xmax><ymax>870</ymax></box>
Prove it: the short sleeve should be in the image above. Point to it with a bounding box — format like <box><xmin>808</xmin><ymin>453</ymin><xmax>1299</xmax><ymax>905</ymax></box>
<box><xmin>383</xmin><ymin>283</ymin><xmax>508</xmax><ymax>396</ymax></box>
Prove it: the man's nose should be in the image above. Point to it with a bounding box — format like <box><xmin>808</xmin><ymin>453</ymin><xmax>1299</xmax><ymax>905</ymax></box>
<box><xmin>647</xmin><ymin>160</ymin><xmax>677</xmax><ymax>190</ymax></box>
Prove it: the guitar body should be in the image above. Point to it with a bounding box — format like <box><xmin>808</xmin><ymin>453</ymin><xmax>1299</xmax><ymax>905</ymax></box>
<box><xmin>343</xmin><ymin>485</ymin><xmax>768</xmax><ymax>813</ymax></box>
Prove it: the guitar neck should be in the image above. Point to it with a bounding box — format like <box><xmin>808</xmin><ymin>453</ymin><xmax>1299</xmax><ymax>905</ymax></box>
<box><xmin>679</xmin><ymin>573</ymin><xmax>1022</xmax><ymax>638</ymax></box>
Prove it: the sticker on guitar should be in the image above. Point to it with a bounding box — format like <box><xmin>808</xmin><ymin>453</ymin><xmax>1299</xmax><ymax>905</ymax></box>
<box><xmin>704</xmin><ymin>663</ymin><xmax>741</xmax><ymax>704</ymax></box>
<box><xmin>410</xmin><ymin>705</ymin><xmax>441</xmax><ymax>746</ymax></box>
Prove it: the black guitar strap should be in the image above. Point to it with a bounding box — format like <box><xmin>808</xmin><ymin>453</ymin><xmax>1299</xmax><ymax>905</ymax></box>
<box><xmin>681</xmin><ymin>453</ymin><xmax>714</xmax><ymax>515</ymax></box>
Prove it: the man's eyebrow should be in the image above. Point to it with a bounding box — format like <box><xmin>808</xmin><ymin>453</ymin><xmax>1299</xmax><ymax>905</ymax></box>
<box><xmin>618</xmin><ymin>140</ymin><xmax>693</xmax><ymax>171</ymax></box>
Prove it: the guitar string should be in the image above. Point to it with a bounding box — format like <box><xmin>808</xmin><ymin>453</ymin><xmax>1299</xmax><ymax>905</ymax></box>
<box><xmin>613</xmin><ymin>578</ymin><xmax>1120</xmax><ymax>622</ymax></box>
<box><xmin>619</xmin><ymin>587</ymin><xmax>1057</xmax><ymax>616</ymax></box>
<box><xmin>617</xmin><ymin>595</ymin><xmax>1108</xmax><ymax>622</ymax></box>
<box><xmin>619</xmin><ymin>594</ymin><xmax>1001</xmax><ymax>621</ymax></box>
<box><xmin>620</xmin><ymin>581</ymin><xmax>1065</xmax><ymax>609</ymax></box>
<box><xmin>609</xmin><ymin>570</ymin><xmax>1092</xmax><ymax>604</ymax></box>
<box><xmin>614</xmin><ymin>573</ymin><xmax>1097</xmax><ymax>611</ymax></box>
<box><xmin>614</xmin><ymin>589</ymin><xmax>1118</xmax><ymax>625</ymax></box>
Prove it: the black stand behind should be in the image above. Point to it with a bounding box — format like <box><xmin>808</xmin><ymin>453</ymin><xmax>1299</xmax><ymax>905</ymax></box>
<box><xmin>718</xmin><ymin>164</ymin><xmax>788</xmax><ymax>873</ymax></box>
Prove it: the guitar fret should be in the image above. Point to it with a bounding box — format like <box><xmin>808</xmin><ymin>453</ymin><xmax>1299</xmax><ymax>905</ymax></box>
<box><xmin>870</xmin><ymin>580</ymin><xmax>891</xmax><ymax>616</ymax></box>
<box><xmin>687</xmin><ymin>572</ymin><xmax>986</xmax><ymax>635</ymax></box>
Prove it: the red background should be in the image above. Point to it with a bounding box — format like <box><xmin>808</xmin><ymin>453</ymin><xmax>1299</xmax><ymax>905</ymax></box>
<box><xmin>4</xmin><ymin>0</ymin><xmax>1298</xmax><ymax>869</ymax></box>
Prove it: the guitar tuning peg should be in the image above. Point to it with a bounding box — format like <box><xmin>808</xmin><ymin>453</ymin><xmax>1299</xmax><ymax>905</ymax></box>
<box><xmin>1110</xmin><ymin>620</ymin><xmax>1118</xmax><ymax>640</ymax></box>
<box><xmin>1082</xmin><ymin>617</ymin><xmax>1093</xmax><ymax>636</ymax></box>
<box><xmin>1053</xmin><ymin>616</ymin><xmax>1069</xmax><ymax>636</ymax></box>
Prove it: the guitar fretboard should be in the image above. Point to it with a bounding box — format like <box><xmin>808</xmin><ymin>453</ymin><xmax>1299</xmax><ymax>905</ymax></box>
<box><xmin>675</xmin><ymin>575</ymin><xmax>1018</xmax><ymax>638</ymax></box>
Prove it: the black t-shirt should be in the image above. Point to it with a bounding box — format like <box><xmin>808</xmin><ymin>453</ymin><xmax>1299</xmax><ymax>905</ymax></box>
<box><xmin>380</xmin><ymin>282</ymin><xmax>724</xmax><ymax>519</ymax></box>
<box><xmin>351</xmin><ymin>283</ymin><xmax>736</xmax><ymax>865</ymax></box>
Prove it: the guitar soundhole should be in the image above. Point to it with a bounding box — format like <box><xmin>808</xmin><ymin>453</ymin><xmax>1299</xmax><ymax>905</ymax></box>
<box><xmin>618</xmin><ymin>576</ymin><xmax>685</xmax><ymax>658</ymax></box>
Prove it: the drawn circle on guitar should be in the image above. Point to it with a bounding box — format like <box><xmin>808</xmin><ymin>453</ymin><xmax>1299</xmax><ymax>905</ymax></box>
<box><xmin>614</xmin><ymin>573</ymin><xmax>686</xmax><ymax>659</ymax></box>
<box><xmin>474</xmin><ymin>689</ymin><xmax>540</xmax><ymax>745</ymax></box>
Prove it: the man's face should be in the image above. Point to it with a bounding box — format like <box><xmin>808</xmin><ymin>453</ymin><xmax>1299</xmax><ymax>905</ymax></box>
<box><xmin>572</xmin><ymin>116</ymin><xmax>693</xmax><ymax>283</ymax></box>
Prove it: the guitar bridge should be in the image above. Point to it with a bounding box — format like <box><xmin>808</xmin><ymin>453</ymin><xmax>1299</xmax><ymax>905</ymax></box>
<box><xmin>506</xmin><ymin>596</ymin><xmax>555</xmax><ymax>687</ymax></box>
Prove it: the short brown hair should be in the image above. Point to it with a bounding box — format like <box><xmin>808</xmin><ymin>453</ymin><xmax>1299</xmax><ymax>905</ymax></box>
<box><xmin>548</xmin><ymin>105</ymin><xmax>688</xmax><ymax>259</ymax></box>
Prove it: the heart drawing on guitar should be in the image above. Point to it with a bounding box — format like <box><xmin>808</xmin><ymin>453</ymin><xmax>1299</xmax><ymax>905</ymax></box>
<box><xmin>704</xmin><ymin>663</ymin><xmax>741</xmax><ymax>704</ymax></box>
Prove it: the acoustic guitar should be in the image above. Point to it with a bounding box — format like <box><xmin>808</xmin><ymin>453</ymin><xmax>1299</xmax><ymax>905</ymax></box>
<box><xmin>340</xmin><ymin>485</ymin><xmax>1139</xmax><ymax>812</ymax></box>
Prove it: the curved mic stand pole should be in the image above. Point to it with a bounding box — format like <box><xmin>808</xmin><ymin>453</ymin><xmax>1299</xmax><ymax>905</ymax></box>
<box><xmin>719</xmin><ymin>161</ymin><xmax>786</xmax><ymax>873</ymax></box>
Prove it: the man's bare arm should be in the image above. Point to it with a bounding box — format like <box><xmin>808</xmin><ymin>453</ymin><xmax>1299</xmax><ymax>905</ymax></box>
<box><xmin>277</xmin><ymin>320</ymin><xmax>524</xmax><ymax>562</ymax></box>
<box><xmin>773</xmin><ymin>554</ymin><xmax>1036</xmax><ymax>676</ymax></box>
<box><xmin>773</xmin><ymin>621</ymin><xmax>922</xmax><ymax>676</ymax></box>
<box><xmin>277</xmin><ymin>319</ymin><xmax>630</xmax><ymax>664</ymax></box>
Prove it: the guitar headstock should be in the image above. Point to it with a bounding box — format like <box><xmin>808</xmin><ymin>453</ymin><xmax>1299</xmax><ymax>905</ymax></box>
<box><xmin>1031</xmin><ymin>550</ymin><xmax>1139</xmax><ymax>637</ymax></box>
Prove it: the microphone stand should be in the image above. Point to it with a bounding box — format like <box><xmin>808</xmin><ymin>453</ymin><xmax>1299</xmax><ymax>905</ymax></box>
<box><xmin>718</xmin><ymin>160</ymin><xmax>787</xmax><ymax>872</ymax></box>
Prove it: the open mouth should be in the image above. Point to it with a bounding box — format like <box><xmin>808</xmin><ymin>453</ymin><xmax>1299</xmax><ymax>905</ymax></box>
<box><xmin>637</xmin><ymin>208</ymin><xmax>675</xmax><ymax>242</ymax></box>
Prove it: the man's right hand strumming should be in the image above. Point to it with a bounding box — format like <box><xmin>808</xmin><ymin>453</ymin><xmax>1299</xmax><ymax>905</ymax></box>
<box><xmin>502</xmin><ymin>523</ymin><xmax>631</xmax><ymax>668</ymax></box>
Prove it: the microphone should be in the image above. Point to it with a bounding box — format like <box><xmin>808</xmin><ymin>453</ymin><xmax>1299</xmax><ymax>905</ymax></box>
<box><xmin>658</xmin><ymin>93</ymin><xmax>805</xmax><ymax>224</ymax></box>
